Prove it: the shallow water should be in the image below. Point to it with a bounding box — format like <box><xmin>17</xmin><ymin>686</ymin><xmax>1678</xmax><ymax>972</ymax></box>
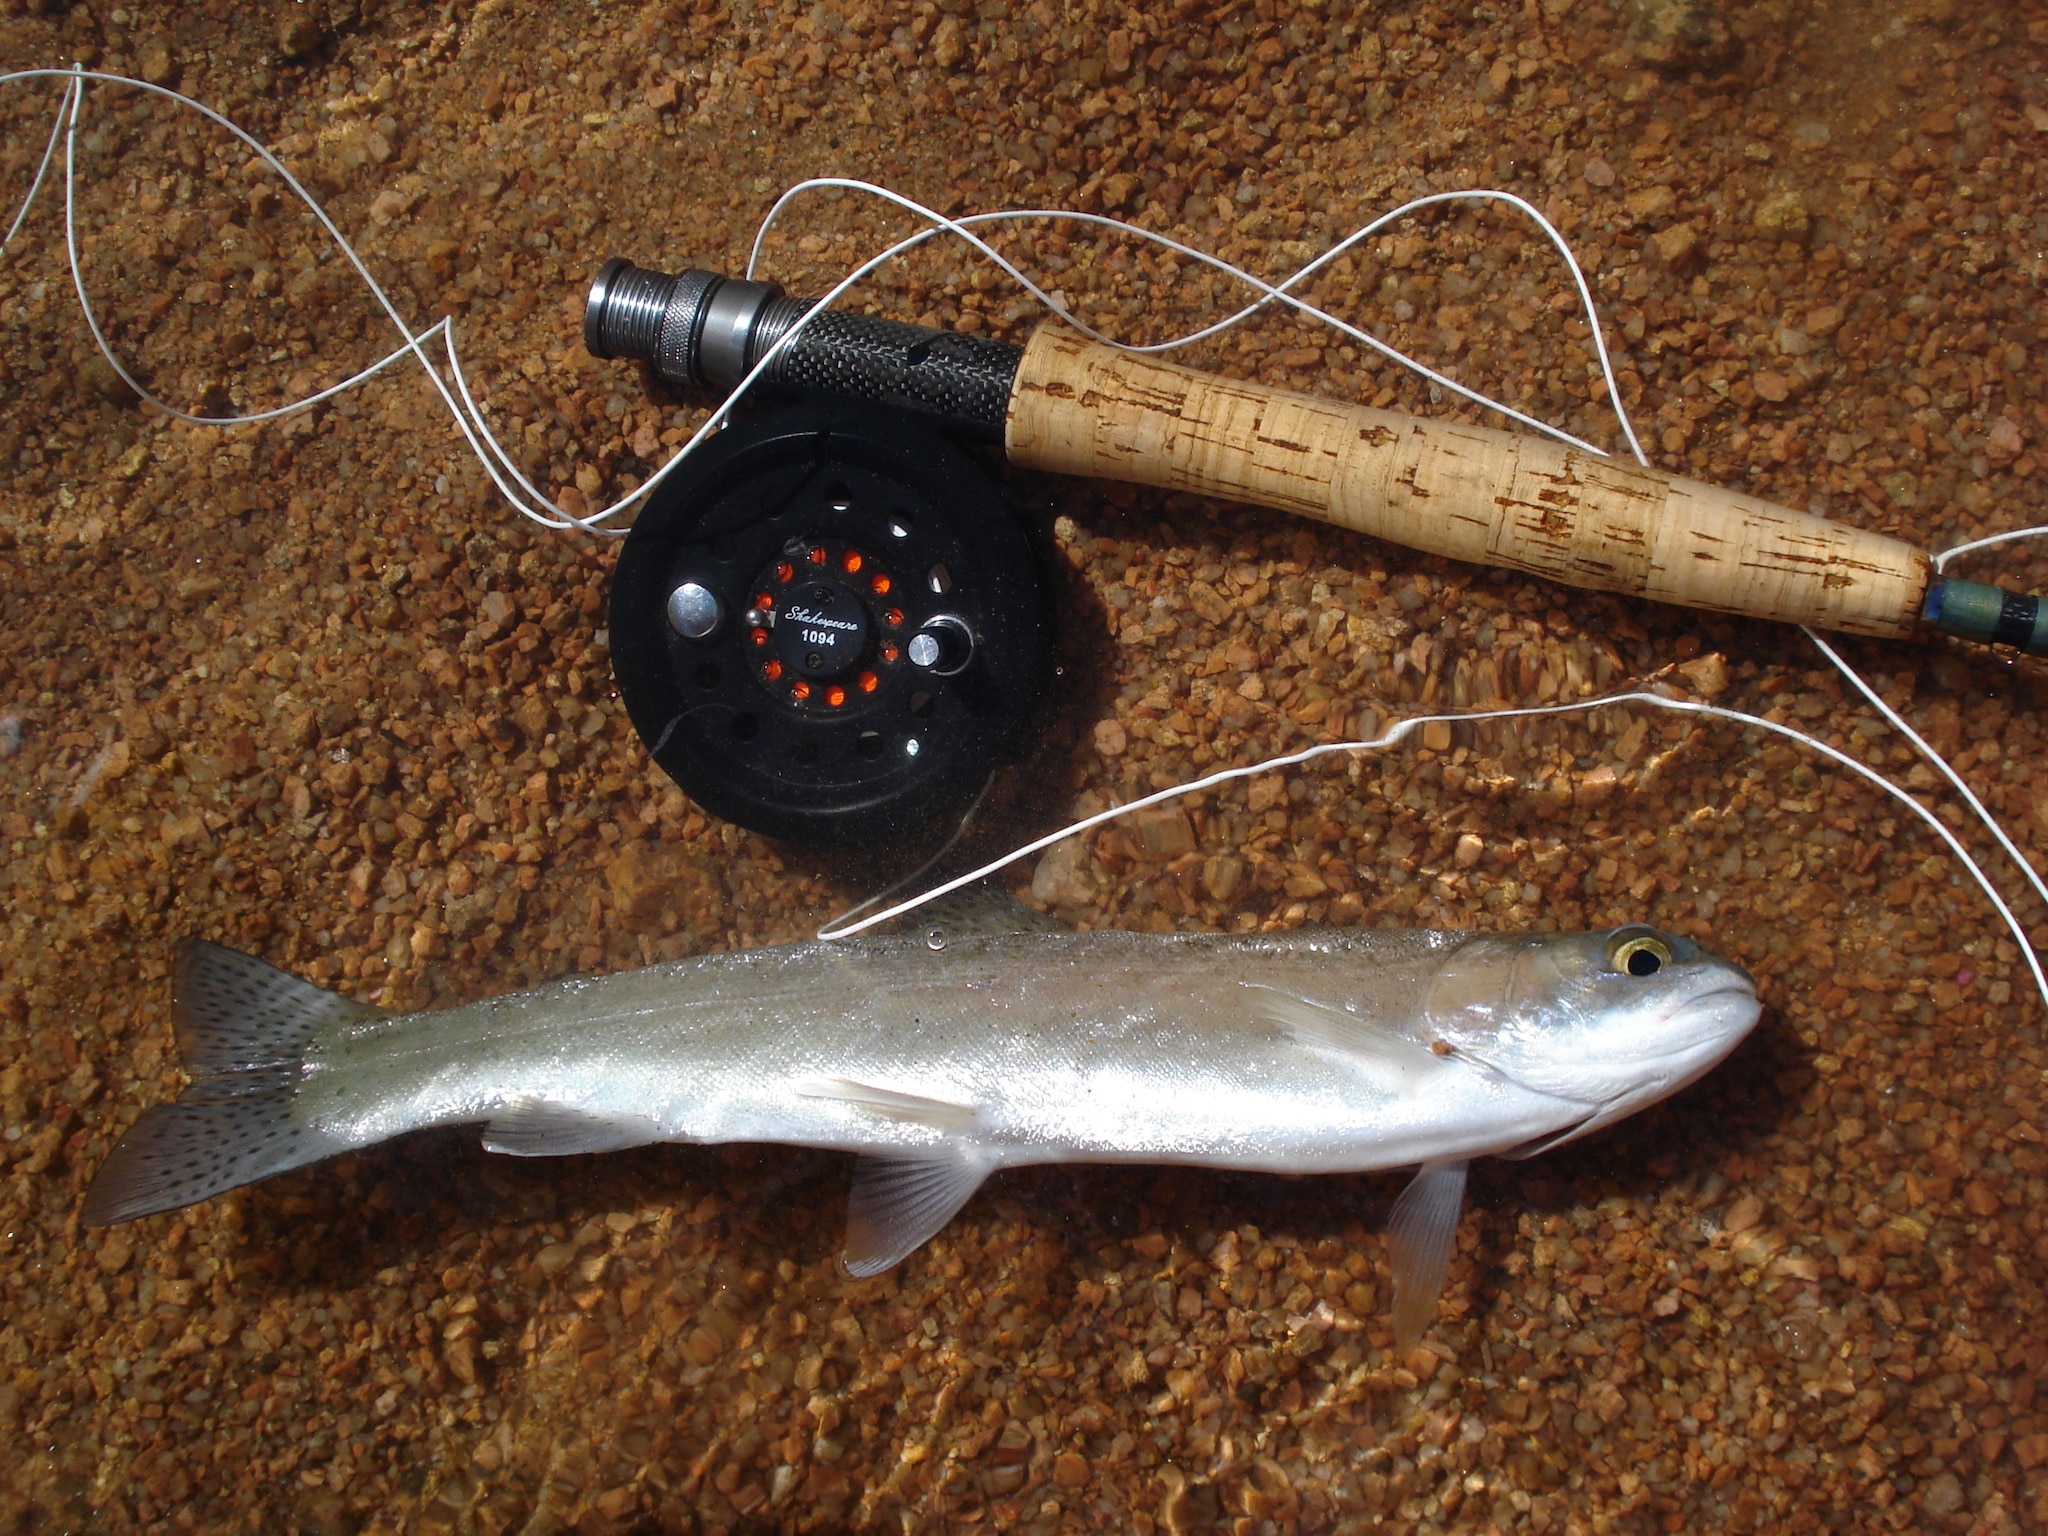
<box><xmin>1</xmin><ymin>1</ymin><xmax>2045</xmax><ymax>1532</ymax></box>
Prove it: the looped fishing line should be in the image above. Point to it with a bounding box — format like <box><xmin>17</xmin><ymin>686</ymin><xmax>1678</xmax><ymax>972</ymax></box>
<box><xmin>813</xmin><ymin>690</ymin><xmax>2048</xmax><ymax>1010</ymax></box>
<box><xmin>4</xmin><ymin>66</ymin><xmax>2044</xmax><ymax>1007</ymax></box>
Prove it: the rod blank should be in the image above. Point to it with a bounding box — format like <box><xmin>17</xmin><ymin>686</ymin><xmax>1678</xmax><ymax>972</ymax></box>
<box><xmin>584</xmin><ymin>260</ymin><xmax>2004</xmax><ymax>645</ymax></box>
<box><xmin>1923</xmin><ymin>578</ymin><xmax>2048</xmax><ymax>656</ymax></box>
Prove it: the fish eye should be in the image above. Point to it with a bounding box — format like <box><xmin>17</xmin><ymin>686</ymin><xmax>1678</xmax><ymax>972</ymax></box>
<box><xmin>1606</xmin><ymin>928</ymin><xmax>1673</xmax><ymax>978</ymax></box>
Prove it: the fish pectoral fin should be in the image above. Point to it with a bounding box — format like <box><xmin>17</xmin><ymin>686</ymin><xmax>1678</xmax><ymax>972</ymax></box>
<box><xmin>796</xmin><ymin>1077</ymin><xmax>980</xmax><ymax>1132</ymax></box>
<box><xmin>1246</xmin><ymin>985</ymin><xmax>1452</xmax><ymax>1093</ymax></box>
<box><xmin>481</xmin><ymin>1101</ymin><xmax>665</xmax><ymax>1158</ymax></box>
<box><xmin>842</xmin><ymin>1150</ymin><xmax>992</xmax><ymax>1277</ymax></box>
<box><xmin>1386</xmin><ymin>1160</ymin><xmax>1469</xmax><ymax>1354</ymax></box>
<box><xmin>1500</xmin><ymin>1079</ymin><xmax>1665</xmax><ymax>1160</ymax></box>
<box><xmin>1498</xmin><ymin>1125</ymin><xmax>1585</xmax><ymax>1160</ymax></box>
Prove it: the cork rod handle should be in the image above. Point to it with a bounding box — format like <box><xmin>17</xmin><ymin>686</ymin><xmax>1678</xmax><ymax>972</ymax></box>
<box><xmin>1005</xmin><ymin>329</ymin><xmax>1930</xmax><ymax>639</ymax></box>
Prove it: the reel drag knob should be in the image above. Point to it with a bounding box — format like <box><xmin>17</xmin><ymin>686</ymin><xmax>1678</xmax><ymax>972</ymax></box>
<box><xmin>908</xmin><ymin>615</ymin><xmax>975</xmax><ymax>676</ymax></box>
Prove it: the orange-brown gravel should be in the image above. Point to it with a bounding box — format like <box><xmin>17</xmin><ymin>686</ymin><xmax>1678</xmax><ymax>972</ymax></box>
<box><xmin>2</xmin><ymin>1</ymin><xmax>2046</xmax><ymax>1533</ymax></box>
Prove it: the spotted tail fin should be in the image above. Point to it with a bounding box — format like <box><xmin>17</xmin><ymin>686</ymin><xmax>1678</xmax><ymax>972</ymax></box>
<box><xmin>80</xmin><ymin>943</ymin><xmax>375</xmax><ymax>1226</ymax></box>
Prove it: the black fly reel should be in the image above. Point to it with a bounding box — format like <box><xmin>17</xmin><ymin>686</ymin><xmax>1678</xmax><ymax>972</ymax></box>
<box><xmin>609</xmin><ymin>402</ymin><xmax>1050</xmax><ymax>845</ymax></box>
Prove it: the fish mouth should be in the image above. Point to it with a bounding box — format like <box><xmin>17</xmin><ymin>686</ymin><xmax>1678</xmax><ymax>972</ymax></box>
<box><xmin>1494</xmin><ymin>983</ymin><xmax>1763</xmax><ymax>1160</ymax></box>
<box><xmin>1661</xmin><ymin>983</ymin><xmax>1763</xmax><ymax>1043</ymax></box>
<box><xmin>1449</xmin><ymin>977</ymin><xmax>1761</xmax><ymax>1110</ymax></box>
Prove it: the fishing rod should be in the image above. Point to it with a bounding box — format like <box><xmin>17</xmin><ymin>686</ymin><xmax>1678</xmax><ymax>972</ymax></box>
<box><xmin>585</xmin><ymin>259</ymin><xmax>2046</xmax><ymax>656</ymax></box>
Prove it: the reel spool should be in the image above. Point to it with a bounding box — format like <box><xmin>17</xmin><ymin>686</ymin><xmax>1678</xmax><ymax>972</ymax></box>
<box><xmin>609</xmin><ymin>402</ymin><xmax>1050</xmax><ymax>845</ymax></box>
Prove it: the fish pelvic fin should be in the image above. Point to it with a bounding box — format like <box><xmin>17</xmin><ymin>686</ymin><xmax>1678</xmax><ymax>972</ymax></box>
<box><xmin>81</xmin><ymin>943</ymin><xmax>370</xmax><ymax>1226</ymax></box>
<box><xmin>841</xmin><ymin>1149</ymin><xmax>993</xmax><ymax>1277</ymax></box>
<box><xmin>1386</xmin><ymin>1159</ymin><xmax>1469</xmax><ymax>1355</ymax></box>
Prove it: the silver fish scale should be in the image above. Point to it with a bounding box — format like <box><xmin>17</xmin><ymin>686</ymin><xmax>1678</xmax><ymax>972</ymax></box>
<box><xmin>295</xmin><ymin>927</ymin><xmax>1580</xmax><ymax>1170</ymax></box>
<box><xmin>85</xmin><ymin>921</ymin><xmax>1757</xmax><ymax>1339</ymax></box>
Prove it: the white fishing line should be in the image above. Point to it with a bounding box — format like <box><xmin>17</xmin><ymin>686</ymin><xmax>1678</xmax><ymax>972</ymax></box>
<box><xmin>822</xmin><ymin>772</ymin><xmax>998</xmax><ymax>933</ymax></box>
<box><xmin>1934</xmin><ymin>527</ymin><xmax>2048</xmax><ymax>571</ymax></box>
<box><xmin>1</xmin><ymin>68</ymin><xmax>68</xmax><ymax>250</ymax></box>
<box><xmin>5</xmin><ymin>68</ymin><xmax>578</xmax><ymax>530</ymax></box>
<box><xmin>2</xmin><ymin>68</ymin><xmax>1639</xmax><ymax>534</ymax></box>
<box><xmin>817</xmin><ymin>689</ymin><xmax>2048</xmax><ymax>1010</ymax></box>
<box><xmin>741</xmin><ymin>181</ymin><xmax>2045</xmax><ymax>995</ymax></box>
<box><xmin>1804</xmin><ymin>627</ymin><xmax>2048</xmax><ymax>914</ymax></box>
<box><xmin>2</xmin><ymin>67</ymin><xmax>2038</xmax><ymax>1008</ymax></box>
<box><xmin>747</xmin><ymin>178</ymin><xmax>1649</xmax><ymax>462</ymax></box>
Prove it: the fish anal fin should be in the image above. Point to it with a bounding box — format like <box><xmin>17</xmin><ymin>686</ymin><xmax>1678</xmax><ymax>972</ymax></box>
<box><xmin>797</xmin><ymin>1077</ymin><xmax>979</xmax><ymax>1132</ymax></box>
<box><xmin>842</xmin><ymin>1150</ymin><xmax>992</xmax><ymax>1277</ymax></box>
<box><xmin>481</xmin><ymin>1101</ymin><xmax>664</xmax><ymax>1158</ymax></box>
<box><xmin>1246</xmin><ymin>985</ymin><xmax>1450</xmax><ymax>1093</ymax></box>
<box><xmin>1386</xmin><ymin>1160</ymin><xmax>1469</xmax><ymax>1354</ymax></box>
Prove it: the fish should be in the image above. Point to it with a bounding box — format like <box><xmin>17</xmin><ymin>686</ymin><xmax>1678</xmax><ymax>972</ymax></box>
<box><xmin>82</xmin><ymin>894</ymin><xmax>1760</xmax><ymax>1347</ymax></box>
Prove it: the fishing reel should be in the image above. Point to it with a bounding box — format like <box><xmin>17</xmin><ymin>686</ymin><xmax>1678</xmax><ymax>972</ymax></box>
<box><xmin>607</xmin><ymin>400</ymin><xmax>1050</xmax><ymax>845</ymax></box>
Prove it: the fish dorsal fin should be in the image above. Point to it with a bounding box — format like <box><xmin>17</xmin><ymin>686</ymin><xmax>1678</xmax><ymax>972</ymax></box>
<box><xmin>842</xmin><ymin>1149</ymin><xmax>993</xmax><ymax>1277</ymax></box>
<box><xmin>175</xmin><ymin>940</ymin><xmax>379</xmax><ymax>1080</ymax></box>
<box><xmin>889</xmin><ymin>883</ymin><xmax>1067</xmax><ymax>939</ymax></box>
<box><xmin>1245</xmin><ymin>984</ymin><xmax>1456</xmax><ymax>1095</ymax></box>
<box><xmin>1386</xmin><ymin>1159</ymin><xmax>1469</xmax><ymax>1353</ymax></box>
<box><xmin>481</xmin><ymin>1101</ymin><xmax>665</xmax><ymax>1158</ymax></box>
<box><xmin>796</xmin><ymin>1077</ymin><xmax>980</xmax><ymax>1132</ymax></box>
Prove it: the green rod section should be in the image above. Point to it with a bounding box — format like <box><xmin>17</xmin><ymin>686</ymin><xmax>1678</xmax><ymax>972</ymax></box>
<box><xmin>1922</xmin><ymin>578</ymin><xmax>2048</xmax><ymax>657</ymax></box>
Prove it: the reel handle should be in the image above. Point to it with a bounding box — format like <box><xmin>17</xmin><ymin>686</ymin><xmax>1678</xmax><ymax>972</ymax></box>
<box><xmin>1006</xmin><ymin>328</ymin><xmax>1931</xmax><ymax>640</ymax></box>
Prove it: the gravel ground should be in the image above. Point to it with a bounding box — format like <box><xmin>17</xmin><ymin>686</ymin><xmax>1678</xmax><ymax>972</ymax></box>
<box><xmin>2</xmin><ymin>0</ymin><xmax>2046</xmax><ymax>1532</ymax></box>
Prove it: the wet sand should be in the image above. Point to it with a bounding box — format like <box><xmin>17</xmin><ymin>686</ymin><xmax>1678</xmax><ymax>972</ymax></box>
<box><xmin>1</xmin><ymin>0</ymin><xmax>2046</xmax><ymax>1531</ymax></box>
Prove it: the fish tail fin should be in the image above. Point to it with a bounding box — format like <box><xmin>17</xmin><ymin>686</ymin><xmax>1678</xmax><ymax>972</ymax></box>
<box><xmin>80</xmin><ymin>942</ymin><xmax>372</xmax><ymax>1226</ymax></box>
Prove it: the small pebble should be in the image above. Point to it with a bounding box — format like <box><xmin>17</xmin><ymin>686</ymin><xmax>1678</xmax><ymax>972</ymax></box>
<box><xmin>0</xmin><ymin>4</ymin><xmax>2042</xmax><ymax>1535</ymax></box>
